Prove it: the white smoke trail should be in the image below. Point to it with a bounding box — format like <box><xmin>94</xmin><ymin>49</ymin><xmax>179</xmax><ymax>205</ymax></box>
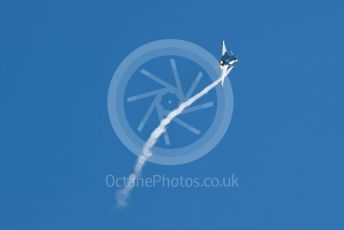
<box><xmin>116</xmin><ymin>68</ymin><xmax>232</xmax><ymax>208</ymax></box>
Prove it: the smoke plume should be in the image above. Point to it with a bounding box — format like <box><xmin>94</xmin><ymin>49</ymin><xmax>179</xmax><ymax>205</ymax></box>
<box><xmin>116</xmin><ymin>68</ymin><xmax>232</xmax><ymax>208</ymax></box>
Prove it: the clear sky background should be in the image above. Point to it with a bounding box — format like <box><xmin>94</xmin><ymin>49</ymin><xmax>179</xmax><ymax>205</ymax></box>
<box><xmin>1</xmin><ymin>0</ymin><xmax>344</xmax><ymax>229</ymax></box>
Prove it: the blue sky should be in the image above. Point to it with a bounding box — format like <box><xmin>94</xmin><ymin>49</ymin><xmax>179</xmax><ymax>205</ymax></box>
<box><xmin>1</xmin><ymin>0</ymin><xmax>344</xmax><ymax>229</ymax></box>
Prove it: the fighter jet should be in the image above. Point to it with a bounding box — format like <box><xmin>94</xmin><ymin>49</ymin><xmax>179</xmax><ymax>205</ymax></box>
<box><xmin>219</xmin><ymin>40</ymin><xmax>238</xmax><ymax>85</ymax></box>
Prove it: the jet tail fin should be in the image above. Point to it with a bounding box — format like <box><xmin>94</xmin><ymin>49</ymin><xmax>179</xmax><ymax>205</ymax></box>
<box><xmin>222</xmin><ymin>40</ymin><xmax>227</xmax><ymax>56</ymax></box>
